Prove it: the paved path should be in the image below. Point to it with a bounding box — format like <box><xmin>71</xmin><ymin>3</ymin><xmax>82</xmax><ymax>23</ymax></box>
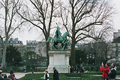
<box><xmin>3</xmin><ymin>72</ymin><xmax>44</xmax><ymax>79</ymax></box>
<box><xmin>92</xmin><ymin>75</ymin><xmax>120</xmax><ymax>79</ymax></box>
<box><xmin>116</xmin><ymin>75</ymin><xmax>120</xmax><ymax>79</ymax></box>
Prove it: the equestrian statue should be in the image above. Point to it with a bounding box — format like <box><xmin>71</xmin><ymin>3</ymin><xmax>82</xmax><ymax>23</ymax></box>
<box><xmin>46</xmin><ymin>23</ymin><xmax>71</xmax><ymax>50</ymax></box>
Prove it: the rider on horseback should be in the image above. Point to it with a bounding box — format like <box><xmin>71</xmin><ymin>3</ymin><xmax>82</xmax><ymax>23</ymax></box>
<box><xmin>54</xmin><ymin>24</ymin><xmax>62</xmax><ymax>42</ymax></box>
<box><xmin>46</xmin><ymin>23</ymin><xmax>71</xmax><ymax>50</ymax></box>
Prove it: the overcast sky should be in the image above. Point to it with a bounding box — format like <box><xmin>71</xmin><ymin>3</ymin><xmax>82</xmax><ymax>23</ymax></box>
<box><xmin>12</xmin><ymin>0</ymin><xmax>120</xmax><ymax>45</ymax></box>
<box><xmin>111</xmin><ymin>0</ymin><xmax>120</xmax><ymax>31</ymax></box>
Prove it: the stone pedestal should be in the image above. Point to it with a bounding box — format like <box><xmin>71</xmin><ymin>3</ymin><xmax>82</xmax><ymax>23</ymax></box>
<box><xmin>47</xmin><ymin>50</ymin><xmax>71</xmax><ymax>73</ymax></box>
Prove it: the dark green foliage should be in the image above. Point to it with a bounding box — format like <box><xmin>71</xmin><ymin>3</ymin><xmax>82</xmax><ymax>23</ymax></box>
<box><xmin>2</xmin><ymin>66</ymin><xmax>20</xmax><ymax>72</ymax></box>
<box><xmin>75</xmin><ymin>50</ymin><xmax>87</xmax><ymax>65</ymax></box>
<box><xmin>23</xmin><ymin>51</ymin><xmax>36</xmax><ymax>59</ymax></box>
<box><xmin>23</xmin><ymin>51</ymin><xmax>42</xmax><ymax>73</ymax></box>
<box><xmin>6</xmin><ymin>45</ymin><xmax>22</xmax><ymax>66</ymax></box>
<box><xmin>84</xmin><ymin>65</ymin><xmax>100</xmax><ymax>71</ymax></box>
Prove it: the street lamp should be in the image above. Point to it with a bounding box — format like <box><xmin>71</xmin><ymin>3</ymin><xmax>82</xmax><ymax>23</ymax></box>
<box><xmin>80</xmin><ymin>58</ymin><xmax>81</xmax><ymax>62</ymax></box>
<box><xmin>29</xmin><ymin>55</ymin><xmax>31</xmax><ymax>59</ymax></box>
<box><xmin>12</xmin><ymin>58</ymin><xmax>14</xmax><ymax>61</ymax></box>
<box><xmin>35</xmin><ymin>55</ymin><xmax>37</xmax><ymax>59</ymax></box>
<box><xmin>87</xmin><ymin>54</ymin><xmax>94</xmax><ymax>64</ymax></box>
<box><xmin>12</xmin><ymin>58</ymin><xmax>14</xmax><ymax>66</ymax></box>
<box><xmin>92</xmin><ymin>54</ymin><xmax>94</xmax><ymax>59</ymax></box>
<box><xmin>87</xmin><ymin>54</ymin><xmax>89</xmax><ymax>59</ymax></box>
<box><xmin>87</xmin><ymin>54</ymin><xmax>89</xmax><ymax>65</ymax></box>
<box><xmin>32</xmin><ymin>55</ymin><xmax>34</xmax><ymax>59</ymax></box>
<box><xmin>89</xmin><ymin>54</ymin><xmax>92</xmax><ymax>64</ymax></box>
<box><xmin>80</xmin><ymin>58</ymin><xmax>81</xmax><ymax>65</ymax></box>
<box><xmin>90</xmin><ymin>54</ymin><xmax>91</xmax><ymax>58</ymax></box>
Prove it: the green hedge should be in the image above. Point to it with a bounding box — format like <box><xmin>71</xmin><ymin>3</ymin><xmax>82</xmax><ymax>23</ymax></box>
<box><xmin>2</xmin><ymin>66</ymin><xmax>20</xmax><ymax>72</ymax></box>
<box><xmin>84</xmin><ymin>65</ymin><xmax>100</xmax><ymax>71</ymax></box>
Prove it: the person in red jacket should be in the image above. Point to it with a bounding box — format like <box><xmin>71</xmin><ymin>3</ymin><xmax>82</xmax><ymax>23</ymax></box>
<box><xmin>100</xmin><ymin>63</ymin><xmax>109</xmax><ymax>80</ymax></box>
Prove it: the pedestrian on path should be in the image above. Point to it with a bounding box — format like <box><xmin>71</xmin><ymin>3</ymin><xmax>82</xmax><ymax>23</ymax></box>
<box><xmin>44</xmin><ymin>70</ymin><xmax>49</xmax><ymax>80</ymax></box>
<box><xmin>10</xmin><ymin>68</ymin><xmax>14</xmax><ymax>80</ymax></box>
<box><xmin>100</xmin><ymin>63</ymin><xmax>109</xmax><ymax>80</ymax></box>
<box><xmin>53</xmin><ymin>67</ymin><xmax>59</xmax><ymax>80</ymax></box>
<box><xmin>109</xmin><ymin>63</ymin><xmax>117</xmax><ymax>80</ymax></box>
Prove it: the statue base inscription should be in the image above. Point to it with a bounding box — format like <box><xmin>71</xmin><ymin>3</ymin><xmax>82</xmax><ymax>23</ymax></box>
<box><xmin>47</xmin><ymin>50</ymin><xmax>71</xmax><ymax>73</ymax></box>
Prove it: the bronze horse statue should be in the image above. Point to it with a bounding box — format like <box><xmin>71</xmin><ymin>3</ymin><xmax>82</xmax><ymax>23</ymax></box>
<box><xmin>46</xmin><ymin>32</ymin><xmax>71</xmax><ymax>50</ymax></box>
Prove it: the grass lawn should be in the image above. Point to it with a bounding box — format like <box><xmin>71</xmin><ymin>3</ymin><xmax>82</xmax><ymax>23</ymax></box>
<box><xmin>19</xmin><ymin>71</ymin><xmax>120</xmax><ymax>80</ymax></box>
<box><xmin>2</xmin><ymin>66</ymin><xmax>120</xmax><ymax>80</ymax></box>
<box><xmin>19</xmin><ymin>72</ymin><xmax>104</xmax><ymax>80</ymax></box>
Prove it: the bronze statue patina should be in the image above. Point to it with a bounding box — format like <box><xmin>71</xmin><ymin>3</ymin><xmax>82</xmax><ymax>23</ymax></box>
<box><xmin>46</xmin><ymin>24</ymin><xmax>71</xmax><ymax>50</ymax></box>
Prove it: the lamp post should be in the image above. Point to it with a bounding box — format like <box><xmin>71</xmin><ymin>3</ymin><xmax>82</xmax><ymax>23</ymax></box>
<box><xmin>80</xmin><ymin>58</ymin><xmax>81</xmax><ymax>63</ymax></box>
<box><xmin>90</xmin><ymin>54</ymin><xmax>91</xmax><ymax>64</ymax></box>
<box><xmin>87</xmin><ymin>55</ymin><xmax>89</xmax><ymax>65</ymax></box>
<box><xmin>32</xmin><ymin>54</ymin><xmax>36</xmax><ymax>74</ymax></box>
<box><xmin>92</xmin><ymin>55</ymin><xmax>94</xmax><ymax>59</ymax></box>
<box><xmin>29</xmin><ymin>55</ymin><xmax>34</xmax><ymax>74</ymax></box>
<box><xmin>12</xmin><ymin>58</ymin><xmax>14</xmax><ymax>66</ymax></box>
<box><xmin>87</xmin><ymin>54</ymin><xmax>94</xmax><ymax>65</ymax></box>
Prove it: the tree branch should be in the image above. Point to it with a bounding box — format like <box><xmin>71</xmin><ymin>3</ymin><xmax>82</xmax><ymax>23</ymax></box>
<box><xmin>8</xmin><ymin>21</ymin><xmax>26</xmax><ymax>37</ymax></box>
<box><xmin>17</xmin><ymin>11</ymin><xmax>44</xmax><ymax>32</ymax></box>
<box><xmin>75</xmin><ymin>21</ymin><xmax>103</xmax><ymax>35</ymax></box>
<box><xmin>48</xmin><ymin>0</ymin><xmax>54</xmax><ymax>36</ymax></box>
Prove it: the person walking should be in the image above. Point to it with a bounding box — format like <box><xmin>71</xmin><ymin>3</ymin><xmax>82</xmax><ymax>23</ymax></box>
<box><xmin>53</xmin><ymin>67</ymin><xmax>59</xmax><ymax>80</ymax></box>
<box><xmin>44</xmin><ymin>70</ymin><xmax>49</xmax><ymax>80</ymax></box>
<box><xmin>100</xmin><ymin>63</ymin><xmax>109</xmax><ymax>80</ymax></box>
<box><xmin>109</xmin><ymin>63</ymin><xmax>117</xmax><ymax>80</ymax></box>
<box><xmin>10</xmin><ymin>68</ymin><xmax>14</xmax><ymax>80</ymax></box>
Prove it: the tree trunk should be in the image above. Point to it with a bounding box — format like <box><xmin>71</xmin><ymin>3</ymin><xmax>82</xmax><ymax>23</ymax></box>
<box><xmin>46</xmin><ymin>42</ymin><xmax>49</xmax><ymax>66</ymax></box>
<box><xmin>70</xmin><ymin>35</ymin><xmax>76</xmax><ymax>66</ymax></box>
<box><xmin>1</xmin><ymin>39</ymin><xmax>7</xmax><ymax>68</ymax></box>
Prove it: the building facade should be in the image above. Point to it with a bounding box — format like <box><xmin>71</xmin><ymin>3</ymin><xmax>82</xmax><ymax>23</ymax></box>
<box><xmin>0</xmin><ymin>38</ymin><xmax>48</xmax><ymax>67</ymax></box>
<box><xmin>0</xmin><ymin>38</ymin><xmax>24</xmax><ymax>65</ymax></box>
<box><xmin>26</xmin><ymin>40</ymin><xmax>38</xmax><ymax>52</ymax></box>
<box><xmin>7</xmin><ymin>38</ymin><xmax>24</xmax><ymax>56</ymax></box>
<box><xmin>35</xmin><ymin>42</ymin><xmax>47</xmax><ymax>66</ymax></box>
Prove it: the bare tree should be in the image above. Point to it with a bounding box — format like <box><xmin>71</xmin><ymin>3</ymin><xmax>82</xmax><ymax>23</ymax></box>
<box><xmin>88</xmin><ymin>41</ymin><xmax>112</xmax><ymax>64</ymax></box>
<box><xmin>0</xmin><ymin>0</ymin><xmax>24</xmax><ymax>67</ymax></box>
<box><xmin>17</xmin><ymin>0</ymin><xmax>56</xmax><ymax>66</ymax></box>
<box><xmin>60</xmin><ymin>0</ymin><xmax>114</xmax><ymax>65</ymax></box>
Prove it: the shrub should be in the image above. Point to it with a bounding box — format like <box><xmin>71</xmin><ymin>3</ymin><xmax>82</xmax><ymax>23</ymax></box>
<box><xmin>2</xmin><ymin>66</ymin><xmax>20</xmax><ymax>72</ymax></box>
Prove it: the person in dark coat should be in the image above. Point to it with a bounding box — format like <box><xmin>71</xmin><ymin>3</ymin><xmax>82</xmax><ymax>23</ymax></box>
<box><xmin>70</xmin><ymin>66</ymin><xmax>73</xmax><ymax>73</ymax></box>
<box><xmin>10</xmin><ymin>68</ymin><xmax>13</xmax><ymax>75</ymax></box>
<box><xmin>9</xmin><ymin>68</ymin><xmax>14</xmax><ymax>80</ymax></box>
<box><xmin>53</xmin><ymin>67</ymin><xmax>59</xmax><ymax>80</ymax></box>
<box><xmin>109</xmin><ymin>63</ymin><xmax>117</xmax><ymax>80</ymax></box>
<box><xmin>3</xmin><ymin>75</ymin><xmax>8</xmax><ymax>80</ymax></box>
